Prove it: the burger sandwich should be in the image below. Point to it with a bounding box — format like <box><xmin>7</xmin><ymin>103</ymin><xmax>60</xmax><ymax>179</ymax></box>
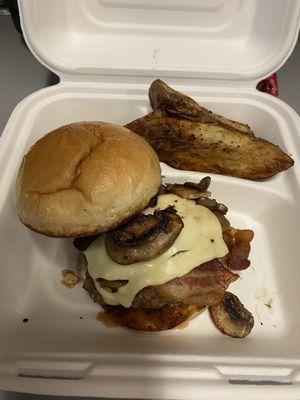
<box><xmin>16</xmin><ymin>121</ymin><xmax>254</xmax><ymax>335</ymax></box>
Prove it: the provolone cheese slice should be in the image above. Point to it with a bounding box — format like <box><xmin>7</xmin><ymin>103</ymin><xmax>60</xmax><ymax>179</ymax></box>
<box><xmin>85</xmin><ymin>194</ymin><xmax>228</xmax><ymax>308</ymax></box>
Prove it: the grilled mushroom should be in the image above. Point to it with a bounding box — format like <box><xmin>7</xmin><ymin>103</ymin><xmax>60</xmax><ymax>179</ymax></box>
<box><xmin>196</xmin><ymin>197</ymin><xmax>228</xmax><ymax>215</ymax></box>
<box><xmin>184</xmin><ymin>176</ymin><xmax>211</xmax><ymax>191</ymax></box>
<box><xmin>165</xmin><ymin>176</ymin><xmax>211</xmax><ymax>200</ymax></box>
<box><xmin>209</xmin><ymin>292</ymin><xmax>254</xmax><ymax>338</ymax></box>
<box><xmin>105</xmin><ymin>208</ymin><xmax>184</xmax><ymax>264</ymax></box>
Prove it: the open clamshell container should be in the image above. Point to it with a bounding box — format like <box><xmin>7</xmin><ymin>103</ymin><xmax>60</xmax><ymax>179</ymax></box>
<box><xmin>0</xmin><ymin>0</ymin><xmax>300</xmax><ymax>398</ymax></box>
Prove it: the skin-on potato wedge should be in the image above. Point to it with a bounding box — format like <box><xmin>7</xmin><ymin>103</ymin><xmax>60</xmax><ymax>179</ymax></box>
<box><xmin>126</xmin><ymin>80</ymin><xmax>294</xmax><ymax>180</ymax></box>
<box><xmin>149</xmin><ymin>79</ymin><xmax>252</xmax><ymax>133</ymax></box>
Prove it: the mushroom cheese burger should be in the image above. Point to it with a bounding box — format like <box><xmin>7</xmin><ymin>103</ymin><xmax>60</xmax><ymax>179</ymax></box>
<box><xmin>16</xmin><ymin>121</ymin><xmax>254</xmax><ymax>334</ymax></box>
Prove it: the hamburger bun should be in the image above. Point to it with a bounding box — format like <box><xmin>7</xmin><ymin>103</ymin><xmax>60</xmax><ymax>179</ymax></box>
<box><xmin>16</xmin><ymin>121</ymin><xmax>161</xmax><ymax>237</ymax></box>
<box><xmin>102</xmin><ymin>303</ymin><xmax>202</xmax><ymax>332</ymax></box>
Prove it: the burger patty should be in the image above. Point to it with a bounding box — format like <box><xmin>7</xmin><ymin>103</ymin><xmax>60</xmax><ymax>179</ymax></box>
<box><xmin>83</xmin><ymin>258</ymin><xmax>239</xmax><ymax>309</ymax></box>
<box><xmin>83</xmin><ymin>211</ymin><xmax>253</xmax><ymax>310</ymax></box>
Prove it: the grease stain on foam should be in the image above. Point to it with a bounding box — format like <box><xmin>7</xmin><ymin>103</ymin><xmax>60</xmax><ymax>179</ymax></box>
<box><xmin>175</xmin><ymin>320</ymin><xmax>190</xmax><ymax>331</ymax></box>
<box><xmin>97</xmin><ymin>311</ymin><xmax>119</xmax><ymax>328</ymax></box>
<box><xmin>175</xmin><ymin>306</ymin><xmax>207</xmax><ymax>331</ymax></box>
<box><xmin>254</xmin><ymin>287</ymin><xmax>280</xmax><ymax>329</ymax></box>
<box><xmin>264</xmin><ymin>298</ymin><xmax>273</xmax><ymax>309</ymax></box>
<box><xmin>255</xmin><ymin>287</ymin><xmax>278</xmax><ymax>311</ymax></box>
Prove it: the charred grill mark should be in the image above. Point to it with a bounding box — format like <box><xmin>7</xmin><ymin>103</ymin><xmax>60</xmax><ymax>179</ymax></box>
<box><xmin>112</xmin><ymin>214</ymin><xmax>161</xmax><ymax>247</ymax></box>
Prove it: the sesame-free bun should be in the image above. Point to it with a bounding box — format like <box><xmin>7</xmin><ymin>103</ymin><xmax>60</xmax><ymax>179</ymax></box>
<box><xmin>16</xmin><ymin>122</ymin><xmax>161</xmax><ymax>237</ymax></box>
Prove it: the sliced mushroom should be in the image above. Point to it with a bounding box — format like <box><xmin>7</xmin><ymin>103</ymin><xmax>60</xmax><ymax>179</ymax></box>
<box><xmin>196</xmin><ymin>197</ymin><xmax>228</xmax><ymax>215</ymax></box>
<box><xmin>213</xmin><ymin>211</ymin><xmax>231</xmax><ymax>232</ymax></box>
<box><xmin>184</xmin><ymin>176</ymin><xmax>211</xmax><ymax>191</ymax></box>
<box><xmin>165</xmin><ymin>177</ymin><xmax>211</xmax><ymax>200</ymax></box>
<box><xmin>105</xmin><ymin>208</ymin><xmax>184</xmax><ymax>264</ymax></box>
<box><xmin>209</xmin><ymin>292</ymin><xmax>254</xmax><ymax>338</ymax></box>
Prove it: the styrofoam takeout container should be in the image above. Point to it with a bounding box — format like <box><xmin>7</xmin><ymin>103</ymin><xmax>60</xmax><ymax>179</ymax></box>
<box><xmin>0</xmin><ymin>0</ymin><xmax>300</xmax><ymax>398</ymax></box>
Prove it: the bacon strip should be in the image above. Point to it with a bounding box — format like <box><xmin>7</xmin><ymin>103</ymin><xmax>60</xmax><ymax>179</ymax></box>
<box><xmin>85</xmin><ymin>259</ymin><xmax>239</xmax><ymax>309</ymax></box>
<box><xmin>213</xmin><ymin>211</ymin><xmax>254</xmax><ymax>271</ymax></box>
<box><xmin>226</xmin><ymin>229</ymin><xmax>254</xmax><ymax>270</ymax></box>
<box><xmin>152</xmin><ymin>259</ymin><xmax>238</xmax><ymax>307</ymax></box>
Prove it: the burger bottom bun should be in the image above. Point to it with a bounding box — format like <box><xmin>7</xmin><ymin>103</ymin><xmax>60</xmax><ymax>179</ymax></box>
<box><xmin>101</xmin><ymin>303</ymin><xmax>204</xmax><ymax>332</ymax></box>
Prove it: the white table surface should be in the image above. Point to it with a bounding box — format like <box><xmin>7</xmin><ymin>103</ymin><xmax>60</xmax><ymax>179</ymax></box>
<box><xmin>0</xmin><ymin>12</ymin><xmax>299</xmax><ymax>400</ymax></box>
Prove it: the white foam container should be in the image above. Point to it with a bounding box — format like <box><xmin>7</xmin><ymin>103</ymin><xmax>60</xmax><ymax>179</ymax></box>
<box><xmin>0</xmin><ymin>0</ymin><xmax>300</xmax><ymax>398</ymax></box>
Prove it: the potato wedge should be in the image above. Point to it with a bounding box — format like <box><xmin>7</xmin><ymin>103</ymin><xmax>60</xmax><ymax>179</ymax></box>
<box><xmin>126</xmin><ymin>80</ymin><xmax>293</xmax><ymax>180</ymax></box>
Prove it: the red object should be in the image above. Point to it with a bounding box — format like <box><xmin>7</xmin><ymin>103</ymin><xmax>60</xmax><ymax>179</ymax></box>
<box><xmin>257</xmin><ymin>73</ymin><xmax>278</xmax><ymax>97</ymax></box>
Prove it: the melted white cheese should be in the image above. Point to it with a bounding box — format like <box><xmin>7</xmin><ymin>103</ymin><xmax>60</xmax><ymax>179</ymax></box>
<box><xmin>84</xmin><ymin>194</ymin><xmax>228</xmax><ymax>308</ymax></box>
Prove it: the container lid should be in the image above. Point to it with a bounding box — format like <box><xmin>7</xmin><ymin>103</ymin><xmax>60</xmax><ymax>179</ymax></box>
<box><xmin>19</xmin><ymin>0</ymin><xmax>300</xmax><ymax>83</ymax></box>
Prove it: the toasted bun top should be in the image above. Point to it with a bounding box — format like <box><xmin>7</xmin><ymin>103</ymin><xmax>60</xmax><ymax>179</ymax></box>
<box><xmin>15</xmin><ymin>121</ymin><xmax>161</xmax><ymax>237</ymax></box>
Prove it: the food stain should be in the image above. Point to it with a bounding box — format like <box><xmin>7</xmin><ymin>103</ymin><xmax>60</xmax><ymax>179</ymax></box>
<box><xmin>176</xmin><ymin>306</ymin><xmax>207</xmax><ymax>330</ymax></box>
<box><xmin>255</xmin><ymin>288</ymin><xmax>280</xmax><ymax>328</ymax></box>
<box><xmin>255</xmin><ymin>287</ymin><xmax>277</xmax><ymax>311</ymax></box>
<box><xmin>97</xmin><ymin>310</ymin><xmax>119</xmax><ymax>328</ymax></box>
<box><xmin>175</xmin><ymin>319</ymin><xmax>190</xmax><ymax>330</ymax></box>
<box><xmin>61</xmin><ymin>268</ymin><xmax>81</xmax><ymax>288</ymax></box>
<box><xmin>264</xmin><ymin>298</ymin><xmax>273</xmax><ymax>309</ymax></box>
